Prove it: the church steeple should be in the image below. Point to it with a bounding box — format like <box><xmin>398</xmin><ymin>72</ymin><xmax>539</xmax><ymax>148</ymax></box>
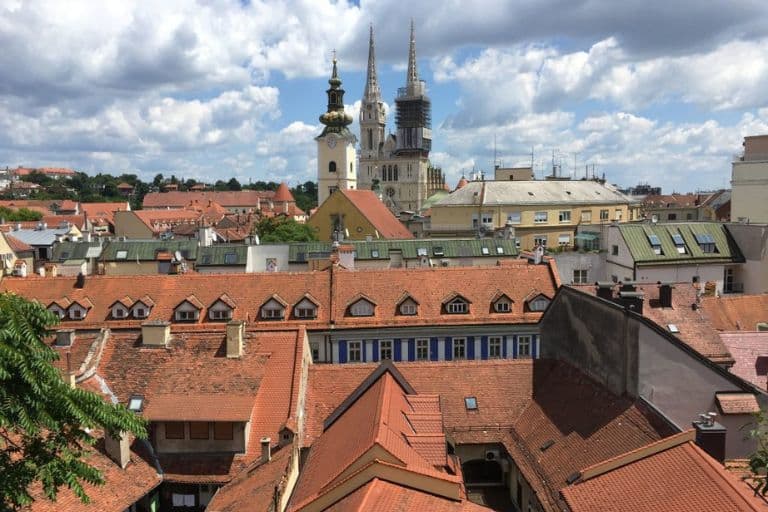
<box><xmin>364</xmin><ymin>25</ymin><xmax>380</xmax><ymax>103</ymax></box>
<box><xmin>406</xmin><ymin>19</ymin><xmax>419</xmax><ymax>89</ymax></box>
<box><xmin>319</xmin><ymin>54</ymin><xmax>353</xmax><ymax>137</ymax></box>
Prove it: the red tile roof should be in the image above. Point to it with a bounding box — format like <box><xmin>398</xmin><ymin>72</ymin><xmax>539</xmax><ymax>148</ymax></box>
<box><xmin>573</xmin><ymin>283</ymin><xmax>733</xmax><ymax>364</ymax></box>
<box><xmin>338</xmin><ymin>189</ymin><xmax>414</xmax><ymax>239</ymax></box>
<box><xmin>143</xmin><ymin>190</ymin><xmax>274</xmax><ymax>209</ymax></box>
<box><xmin>80</xmin><ymin>202</ymin><xmax>130</xmax><ymax>226</ymax></box>
<box><xmin>715</xmin><ymin>392</ymin><xmax>761</xmax><ymax>414</ymax></box>
<box><xmin>25</xmin><ymin>436</ymin><xmax>160</xmax><ymax>512</ymax></box>
<box><xmin>720</xmin><ymin>332</ymin><xmax>768</xmax><ymax>390</ymax></box>
<box><xmin>143</xmin><ymin>394</ymin><xmax>255</xmax><ymax>421</ymax></box>
<box><xmin>701</xmin><ymin>295</ymin><xmax>768</xmax><ymax>331</ymax></box>
<box><xmin>4</xmin><ymin>233</ymin><xmax>33</xmax><ymax>252</ymax></box>
<box><xmin>274</xmin><ymin>182</ymin><xmax>295</xmax><ymax>202</ymax></box>
<box><xmin>561</xmin><ymin>439</ymin><xmax>764</xmax><ymax>511</ymax></box>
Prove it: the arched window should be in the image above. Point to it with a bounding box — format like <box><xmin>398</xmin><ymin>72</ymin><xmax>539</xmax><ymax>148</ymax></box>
<box><xmin>329</xmin><ymin>161</ymin><xmax>336</xmax><ymax>173</ymax></box>
<box><xmin>329</xmin><ymin>92</ymin><xmax>337</xmax><ymax>104</ymax></box>
<box><xmin>394</xmin><ymin>165</ymin><xmax>398</xmax><ymax>181</ymax></box>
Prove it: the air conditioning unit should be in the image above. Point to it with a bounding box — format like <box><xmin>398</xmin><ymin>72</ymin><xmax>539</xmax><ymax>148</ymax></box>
<box><xmin>485</xmin><ymin>449</ymin><xmax>500</xmax><ymax>461</ymax></box>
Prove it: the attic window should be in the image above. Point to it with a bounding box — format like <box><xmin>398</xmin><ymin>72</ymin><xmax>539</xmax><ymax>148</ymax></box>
<box><xmin>464</xmin><ymin>397</ymin><xmax>478</xmax><ymax>410</ymax></box>
<box><xmin>127</xmin><ymin>395</ymin><xmax>144</xmax><ymax>413</ymax></box>
<box><xmin>349</xmin><ymin>299</ymin><xmax>375</xmax><ymax>317</ymax></box>
<box><xmin>671</xmin><ymin>233</ymin><xmax>686</xmax><ymax>254</ymax></box>
<box><xmin>445</xmin><ymin>297</ymin><xmax>469</xmax><ymax>314</ymax></box>
<box><xmin>116</xmin><ymin>250</ymin><xmax>128</xmax><ymax>260</ymax></box>
<box><xmin>540</xmin><ymin>440</ymin><xmax>555</xmax><ymax>452</ymax></box>
<box><xmin>528</xmin><ymin>296</ymin><xmax>550</xmax><ymax>312</ymax></box>
<box><xmin>294</xmin><ymin>298</ymin><xmax>318</xmax><ymax>319</ymax></box>
<box><xmin>417</xmin><ymin>247</ymin><xmax>428</xmax><ymax>257</ymax></box>
<box><xmin>224</xmin><ymin>252</ymin><xmax>237</xmax><ymax>264</ymax></box>
<box><xmin>494</xmin><ymin>299</ymin><xmax>512</xmax><ymax>313</ymax></box>
<box><xmin>527</xmin><ymin>192</ymin><xmax>534</xmax><ymax>196</ymax></box>
<box><xmin>496</xmin><ymin>247</ymin><xmax>504</xmax><ymax>254</ymax></box>
<box><xmin>694</xmin><ymin>233</ymin><xmax>717</xmax><ymax>253</ymax></box>
<box><xmin>261</xmin><ymin>299</ymin><xmax>285</xmax><ymax>320</ymax></box>
<box><xmin>433</xmin><ymin>246</ymin><xmax>444</xmax><ymax>257</ymax></box>
<box><xmin>647</xmin><ymin>234</ymin><xmax>662</xmax><ymax>255</ymax></box>
<box><xmin>481</xmin><ymin>247</ymin><xmax>490</xmax><ymax>255</ymax></box>
<box><xmin>60</xmin><ymin>251</ymin><xmax>70</xmax><ymax>260</ymax></box>
<box><xmin>371</xmin><ymin>249</ymin><xmax>379</xmax><ymax>258</ymax></box>
<box><xmin>201</xmin><ymin>255</ymin><xmax>212</xmax><ymax>264</ymax></box>
<box><xmin>668</xmin><ymin>324</ymin><xmax>680</xmax><ymax>333</ymax></box>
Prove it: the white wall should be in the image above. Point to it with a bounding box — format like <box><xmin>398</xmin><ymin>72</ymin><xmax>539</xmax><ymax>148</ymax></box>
<box><xmin>636</xmin><ymin>265</ymin><xmax>725</xmax><ymax>294</ymax></box>
<box><xmin>250</xmin><ymin>245</ymin><xmax>290</xmax><ymax>272</ymax></box>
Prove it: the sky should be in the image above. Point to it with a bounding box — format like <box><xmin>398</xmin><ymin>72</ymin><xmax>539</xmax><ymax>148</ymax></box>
<box><xmin>1</xmin><ymin>0</ymin><xmax>768</xmax><ymax>192</ymax></box>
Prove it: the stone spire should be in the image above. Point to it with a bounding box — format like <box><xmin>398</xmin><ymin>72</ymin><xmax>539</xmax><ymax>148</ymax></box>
<box><xmin>406</xmin><ymin>19</ymin><xmax>419</xmax><ymax>87</ymax></box>
<box><xmin>364</xmin><ymin>25</ymin><xmax>380</xmax><ymax>102</ymax></box>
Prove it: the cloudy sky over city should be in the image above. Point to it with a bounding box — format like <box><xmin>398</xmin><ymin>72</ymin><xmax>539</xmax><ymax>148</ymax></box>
<box><xmin>2</xmin><ymin>0</ymin><xmax>768</xmax><ymax>191</ymax></box>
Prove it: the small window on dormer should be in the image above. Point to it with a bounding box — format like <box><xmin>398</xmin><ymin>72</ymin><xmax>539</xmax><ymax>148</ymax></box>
<box><xmin>399</xmin><ymin>298</ymin><xmax>417</xmax><ymax>316</ymax></box>
<box><xmin>48</xmin><ymin>305</ymin><xmax>66</xmax><ymax>319</ymax></box>
<box><xmin>494</xmin><ymin>298</ymin><xmax>512</xmax><ymax>313</ymax></box>
<box><xmin>349</xmin><ymin>299</ymin><xmax>375</xmax><ymax>317</ymax></box>
<box><xmin>113</xmin><ymin>306</ymin><xmax>127</xmax><ymax>319</ymax></box>
<box><xmin>70</xmin><ymin>308</ymin><xmax>83</xmax><ymax>320</ymax></box>
<box><xmin>528</xmin><ymin>296</ymin><xmax>550</xmax><ymax>312</ymax></box>
<box><xmin>133</xmin><ymin>306</ymin><xmax>148</xmax><ymax>319</ymax></box>
<box><xmin>261</xmin><ymin>299</ymin><xmax>285</xmax><ymax>320</ymax></box>
<box><xmin>294</xmin><ymin>298</ymin><xmax>318</xmax><ymax>319</ymax></box>
<box><xmin>445</xmin><ymin>297</ymin><xmax>469</xmax><ymax>314</ymax></box>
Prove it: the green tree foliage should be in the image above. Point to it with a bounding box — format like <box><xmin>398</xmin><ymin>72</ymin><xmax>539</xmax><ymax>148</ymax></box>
<box><xmin>748</xmin><ymin>410</ymin><xmax>768</xmax><ymax>494</ymax></box>
<box><xmin>291</xmin><ymin>181</ymin><xmax>317</xmax><ymax>213</ymax></box>
<box><xmin>226</xmin><ymin>178</ymin><xmax>242</xmax><ymax>191</ymax></box>
<box><xmin>0</xmin><ymin>293</ymin><xmax>147</xmax><ymax>510</ymax></box>
<box><xmin>0</xmin><ymin>207</ymin><xmax>43</xmax><ymax>222</ymax></box>
<box><xmin>256</xmin><ymin>217</ymin><xmax>318</xmax><ymax>243</ymax></box>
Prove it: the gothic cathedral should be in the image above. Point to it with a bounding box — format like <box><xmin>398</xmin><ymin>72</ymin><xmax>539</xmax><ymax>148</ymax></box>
<box><xmin>358</xmin><ymin>22</ymin><xmax>446</xmax><ymax>212</ymax></box>
<box><xmin>316</xmin><ymin>57</ymin><xmax>357</xmax><ymax>207</ymax></box>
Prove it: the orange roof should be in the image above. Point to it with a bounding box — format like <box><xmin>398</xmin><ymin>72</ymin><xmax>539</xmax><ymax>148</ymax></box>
<box><xmin>117</xmin><ymin>182</ymin><xmax>134</xmax><ymax>189</ymax></box>
<box><xmin>143</xmin><ymin>190</ymin><xmax>274</xmax><ymax>209</ymax></box>
<box><xmin>337</xmin><ymin>189</ymin><xmax>414</xmax><ymax>239</ymax></box>
<box><xmin>456</xmin><ymin>177</ymin><xmax>468</xmax><ymax>190</ymax></box>
<box><xmin>561</xmin><ymin>439</ymin><xmax>764</xmax><ymax>511</ymax></box>
<box><xmin>26</xmin><ymin>435</ymin><xmax>160</xmax><ymax>512</ymax></box>
<box><xmin>4</xmin><ymin>234</ymin><xmax>33</xmax><ymax>252</ymax></box>
<box><xmin>643</xmin><ymin>193</ymin><xmax>710</xmax><ymax>209</ymax></box>
<box><xmin>15</xmin><ymin>167</ymin><xmax>76</xmax><ymax>176</ymax></box>
<box><xmin>701</xmin><ymin>294</ymin><xmax>768</xmax><ymax>331</ymax></box>
<box><xmin>143</xmin><ymin>394</ymin><xmax>255</xmax><ymax>421</ymax></box>
<box><xmin>715</xmin><ymin>392</ymin><xmax>761</xmax><ymax>414</ymax></box>
<box><xmin>719</xmin><ymin>332</ymin><xmax>768</xmax><ymax>390</ymax></box>
<box><xmin>56</xmin><ymin>199</ymin><xmax>79</xmax><ymax>211</ymax></box>
<box><xmin>274</xmin><ymin>182</ymin><xmax>295</xmax><ymax>202</ymax></box>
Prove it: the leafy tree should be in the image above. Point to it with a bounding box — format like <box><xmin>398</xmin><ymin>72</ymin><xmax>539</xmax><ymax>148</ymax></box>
<box><xmin>0</xmin><ymin>293</ymin><xmax>147</xmax><ymax>510</ymax></box>
<box><xmin>226</xmin><ymin>178</ymin><xmax>242</xmax><ymax>191</ymax></box>
<box><xmin>256</xmin><ymin>217</ymin><xmax>317</xmax><ymax>243</ymax></box>
<box><xmin>0</xmin><ymin>207</ymin><xmax>43</xmax><ymax>222</ymax></box>
<box><xmin>152</xmin><ymin>174</ymin><xmax>164</xmax><ymax>187</ymax></box>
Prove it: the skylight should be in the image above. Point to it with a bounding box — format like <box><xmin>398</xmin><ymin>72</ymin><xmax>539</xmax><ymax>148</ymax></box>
<box><xmin>433</xmin><ymin>246</ymin><xmax>444</xmax><ymax>256</ymax></box>
<box><xmin>224</xmin><ymin>252</ymin><xmax>237</xmax><ymax>264</ymax></box>
<box><xmin>668</xmin><ymin>324</ymin><xmax>680</xmax><ymax>333</ymax></box>
<box><xmin>646</xmin><ymin>233</ymin><xmax>662</xmax><ymax>255</ymax></box>
<box><xmin>127</xmin><ymin>395</ymin><xmax>144</xmax><ymax>412</ymax></box>
<box><xmin>496</xmin><ymin>246</ymin><xmax>504</xmax><ymax>254</ymax></box>
<box><xmin>464</xmin><ymin>397</ymin><xmax>478</xmax><ymax>410</ymax></box>
<box><xmin>116</xmin><ymin>250</ymin><xmax>128</xmax><ymax>260</ymax></box>
<box><xmin>481</xmin><ymin>247</ymin><xmax>490</xmax><ymax>255</ymax></box>
<box><xmin>671</xmin><ymin>233</ymin><xmax>686</xmax><ymax>254</ymax></box>
<box><xmin>694</xmin><ymin>233</ymin><xmax>715</xmax><ymax>244</ymax></box>
<box><xmin>417</xmin><ymin>247</ymin><xmax>428</xmax><ymax>256</ymax></box>
<box><xmin>371</xmin><ymin>249</ymin><xmax>379</xmax><ymax>258</ymax></box>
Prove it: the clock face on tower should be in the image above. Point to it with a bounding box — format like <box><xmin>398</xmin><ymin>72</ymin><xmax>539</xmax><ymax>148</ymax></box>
<box><xmin>326</xmin><ymin>135</ymin><xmax>337</xmax><ymax>149</ymax></box>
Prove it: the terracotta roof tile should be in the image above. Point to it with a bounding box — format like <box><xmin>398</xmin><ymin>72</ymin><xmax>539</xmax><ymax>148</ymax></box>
<box><xmin>143</xmin><ymin>394</ymin><xmax>255</xmax><ymax>421</ymax></box>
<box><xmin>143</xmin><ymin>191</ymin><xmax>274</xmax><ymax>209</ymax></box>
<box><xmin>273</xmin><ymin>182</ymin><xmax>295</xmax><ymax>202</ymax></box>
<box><xmin>561</xmin><ymin>441</ymin><xmax>764</xmax><ymax>511</ymax></box>
<box><xmin>715</xmin><ymin>392</ymin><xmax>761</xmax><ymax>414</ymax></box>
<box><xmin>337</xmin><ymin>189</ymin><xmax>414</xmax><ymax>239</ymax></box>
<box><xmin>701</xmin><ymin>295</ymin><xmax>768</xmax><ymax>331</ymax></box>
<box><xmin>4</xmin><ymin>234</ymin><xmax>33</xmax><ymax>252</ymax></box>
<box><xmin>720</xmin><ymin>332</ymin><xmax>768</xmax><ymax>390</ymax></box>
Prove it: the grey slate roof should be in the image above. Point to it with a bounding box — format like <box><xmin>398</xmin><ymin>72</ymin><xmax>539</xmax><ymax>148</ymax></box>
<box><xmin>51</xmin><ymin>241</ymin><xmax>102</xmax><ymax>262</ymax></box>
<box><xmin>6</xmin><ymin>228</ymin><xmax>71</xmax><ymax>247</ymax></box>
<box><xmin>433</xmin><ymin>180</ymin><xmax>636</xmax><ymax>207</ymax></box>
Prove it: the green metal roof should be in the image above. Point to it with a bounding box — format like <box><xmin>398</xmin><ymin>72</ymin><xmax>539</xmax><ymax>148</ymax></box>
<box><xmin>618</xmin><ymin>222</ymin><xmax>743</xmax><ymax>265</ymax></box>
<box><xmin>196</xmin><ymin>245</ymin><xmax>248</xmax><ymax>266</ymax></box>
<box><xmin>51</xmin><ymin>241</ymin><xmax>102</xmax><ymax>262</ymax></box>
<box><xmin>286</xmin><ymin>238</ymin><xmax>518</xmax><ymax>262</ymax></box>
<box><xmin>101</xmin><ymin>240</ymin><xmax>199</xmax><ymax>261</ymax></box>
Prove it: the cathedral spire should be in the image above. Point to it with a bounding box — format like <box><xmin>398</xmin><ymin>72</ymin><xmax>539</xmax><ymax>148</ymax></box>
<box><xmin>364</xmin><ymin>25</ymin><xmax>380</xmax><ymax>102</ymax></box>
<box><xmin>406</xmin><ymin>19</ymin><xmax>419</xmax><ymax>87</ymax></box>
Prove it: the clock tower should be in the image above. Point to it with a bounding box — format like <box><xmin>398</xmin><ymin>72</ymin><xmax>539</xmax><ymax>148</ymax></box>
<box><xmin>316</xmin><ymin>56</ymin><xmax>357</xmax><ymax>206</ymax></box>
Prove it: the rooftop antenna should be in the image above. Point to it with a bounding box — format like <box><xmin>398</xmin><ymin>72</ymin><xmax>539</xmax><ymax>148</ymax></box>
<box><xmin>493</xmin><ymin>133</ymin><xmax>497</xmax><ymax>170</ymax></box>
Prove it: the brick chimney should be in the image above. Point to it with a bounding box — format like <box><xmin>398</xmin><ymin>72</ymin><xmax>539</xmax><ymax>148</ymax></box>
<box><xmin>104</xmin><ymin>430</ymin><xmax>131</xmax><ymax>469</ymax></box>
<box><xmin>141</xmin><ymin>321</ymin><xmax>171</xmax><ymax>348</ymax></box>
<box><xmin>693</xmin><ymin>413</ymin><xmax>726</xmax><ymax>463</ymax></box>
<box><xmin>226</xmin><ymin>320</ymin><xmax>244</xmax><ymax>358</ymax></box>
<box><xmin>261</xmin><ymin>437</ymin><xmax>271</xmax><ymax>463</ymax></box>
<box><xmin>595</xmin><ymin>282</ymin><xmax>614</xmax><ymax>301</ymax></box>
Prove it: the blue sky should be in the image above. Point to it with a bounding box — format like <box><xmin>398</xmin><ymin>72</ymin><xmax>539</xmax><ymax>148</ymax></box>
<box><xmin>1</xmin><ymin>0</ymin><xmax>767</xmax><ymax>192</ymax></box>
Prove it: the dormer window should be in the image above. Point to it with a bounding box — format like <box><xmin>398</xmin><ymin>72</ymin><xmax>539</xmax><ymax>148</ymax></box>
<box><xmin>261</xmin><ymin>298</ymin><xmax>286</xmax><ymax>320</ymax></box>
<box><xmin>209</xmin><ymin>294</ymin><xmax>236</xmax><ymax>321</ymax></box>
<box><xmin>349</xmin><ymin>298</ymin><xmax>375</xmax><ymax>317</ymax></box>
<box><xmin>294</xmin><ymin>297</ymin><xmax>318</xmax><ymax>319</ymax></box>
<box><xmin>398</xmin><ymin>296</ymin><xmax>418</xmax><ymax>316</ymax></box>
<box><xmin>133</xmin><ymin>306</ymin><xmax>148</xmax><ymax>319</ymax></box>
<box><xmin>671</xmin><ymin>232</ymin><xmax>687</xmax><ymax>254</ymax></box>
<box><xmin>131</xmin><ymin>296</ymin><xmax>154</xmax><ymax>319</ymax></box>
<box><xmin>528</xmin><ymin>295</ymin><xmax>551</xmax><ymax>312</ymax></box>
<box><xmin>445</xmin><ymin>296</ymin><xmax>469</xmax><ymax>315</ymax></box>
<box><xmin>175</xmin><ymin>295</ymin><xmax>202</xmax><ymax>322</ymax></box>
<box><xmin>493</xmin><ymin>295</ymin><xmax>513</xmax><ymax>313</ymax></box>
<box><xmin>647</xmin><ymin>233</ymin><xmax>662</xmax><ymax>255</ymax></box>
<box><xmin>68</xmin><ymin>299</ymin><xmax>92</xmax><ymax>321</ymax></box>
<box><xmin>113</xmin><ymin>305</ymin><xmax>128</xmax><ymax>318</ymax></box>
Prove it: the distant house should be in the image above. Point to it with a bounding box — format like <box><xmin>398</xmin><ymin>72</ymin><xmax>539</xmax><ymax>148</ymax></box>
<box><xmin>100</xmin><ymin>239</ymin><xmax>198</xmax><ymax>275</ymax></box>
<box><xmin>116</xmin><ymin>182</ymin><xmax>134</xmax><ymax>197</ymax></box>
<box><xmin>642</xmin><ymin>190</ymin><xmax>730</xmax><ymax>222</ymax></box>
<box><xmin>50</xmin><ymin>240</ymin><xmax>103</xmax><ymax>276</ymax></box>
<box><xmin>196</xmin><ymin>245</ymin><xmax>252</xmax><ymax>273</ymax></box>
<box><xmin>143</xmin><ymin>190</ymin><xmax>275</xmax><ymax>213</ymax></box>
<box><xmin>308</xmin><ymin>188</ymin><xmax>414</xmax><ymax>241</ymax></box>
<box><xmin>4</xmin><ymin>223</ymin><xmax>81</xmax><ymax>261</ymax></box>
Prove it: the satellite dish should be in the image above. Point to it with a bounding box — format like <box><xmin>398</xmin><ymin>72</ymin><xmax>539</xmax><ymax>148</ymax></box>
<box><xmin>174</xmin><ymin>250</ymin><xmax>183</xmax><ymax>262</ymax></box>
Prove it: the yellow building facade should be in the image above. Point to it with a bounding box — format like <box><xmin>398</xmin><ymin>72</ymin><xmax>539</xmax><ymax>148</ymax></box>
<box><xmin>429</xmin><ymin>180</ymin><xmax>639</xmax><ymax>251</ymax></box>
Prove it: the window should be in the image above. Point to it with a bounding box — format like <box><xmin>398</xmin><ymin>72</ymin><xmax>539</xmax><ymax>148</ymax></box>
<box><xmin>128</xmin><ymin>395</ymin><xmax>144</xmax><ymax>412</ymax></box>
<box><xmin>210</xmin><ymin>309</ymin><xmax>232</xmax><ymax>321</ymax></box>
<box><xmin>380</xmin><ymin>340</ymin><xmax>392</xmax><ymax>360</ymax></box>
<box><xmin>400</xmin><ymin>301</ymin><xmax>417</xmax><ymax>316</ymax></box>
<box><xmin>348</xmin><ymin>341</ymin><xmax>362</xmax><ymax>362</ymax></box>
<box><xmin>518</xmin><ymin>336</ymin><xmax>532</xmax><ymax>357</ymax></box>
<box><xmin>371</xmin><ymin>249</ymin><xmax>379</xmax><ymax>258</ymax></box>
<box><xmin>695</xmin><ymin>233</ymin><xmax>716</xmax><ymax>253</ymax></box>
<box><xmin>453</xmin><ymin>338</ymin><xmax>466</xmax><ymax>359</ymax></box>
<box><xmin>165</xmin><ymin>422</ymin><xmax>184</xmax><ymax>440</ymax></box>
<box><xmin>176</xmin><ymin>308</ymin><xmax>199</xmax><ymax>321</ymax></box>
<box><xmin>416</xmin><ymin>339</ymin><xmax>429</xmax><ymax>360</ymax></box>
<box><xmin>507</xmin><ymin>212</ymin><xmax>521</xmax><ymax>224</ymax></box>
<box><xmin>189</xmin><ymin>422</ymin><xmax>209</xmax><ymax>440</ymax></box>
<box><xmin>667</xmin><ymin>213</ymin><xmax>677</xmax><ymax>220</ymax></box>
<box><xmin>133</xmin><ymin>306</ymin><xmax>147</xmax><ymax>318</ymax></box>
<box><xmin>113</xmin><ymin>306</ymin><xmax>126</xmax><ymax>318</ymax></box>
<box><xmin>214</xmin><ymin>422</ymin><xmax>234</xmax><ymax>440</ymax></box>
<box><xmin>534</xmin><ymin>211</ymin><xmax>548</xmax><ymax>223</ymax></box>
<box><xmin>328</xmin><ymin>161</ymin><xmax>336</xmax><ymax>173</ymax></box>
<box><xmin>171</xmin><ymin>493</ymin><xmax>196</xmax><ymax>508</ymax></box>
<box><xmin>558</xmin><ymin>234</ymin><xmax>570</xmax><ymax>246</ymax></box>
<box><xmin>647</xmin><ymin>234</ymin><xmax>662</xmax><ymax>255</ymax></box>
<box><xmin>671</xmin><ymin>232</ymin><xmax>686</xmax><ymax>254</ymax></box>
<box><xmin>581</xmin><ymin>210</ymin><xmax>592</xmax><ymax>223</ymax></box>
<box><xmin>294</xmin><ymin>298</ymin><xmax>317</xmax><ymax>319</ymax></box>
<box><xmin>611</xmin><ymin>245</ymin><xmax>619</xmax><ymax>256</ymax></box>
<box><xmin>489</xmin><ymin>336</ymin><xmax>502</xmax><ymax>358</ymax></box>
<box><xmin>615</xmin><ymin>209</ymin><xmax>623</xmax><ymax>221</ymax></box>
<box><xmin>558</xmin><ymin>210</ymin><xmax>571</xmax><ymax>223</ymax></box>
<box><xmin>481</xmin><ymin>213</ymin><xmax>493</xmax><ymax>225</ymax></box>
<box><xmin>446</xmin><ymin>298</ymin><xmax>469</xmax><ymax>314</ymax></box>
<box><xmin>528</xmin><ymin>297</ymin><xmax>550</xmax><ymax>312</ymax></box>
<box><xmin>686</xmin><ymin>213</ymin><xmax>693</xmax><ymax>220</ymax></box>
<box><xmin>350</xmin><ymin>299</ymin><xmax>375</xmax><ymax>317</ymax></box>
<box><xmin>573</xmin><ymin>269</ymin><xmax>588</xmax><ymax>284</ymax></box>
<box><xmin>433</xmin><ymin>246</ymin><xmax>444</xmax><ymax>256</ymax></box>
<box><xmin>116</xmin><ymin>250</ymin><xmax>128</xmax><ymax>260</ymax></box>
<box><xmin>534</xmin><ymin>236</ymin><xmax>548</xmax><ymax>247</ymax></box>
<box><xmin>224</xmin><ymin>252</ymin><xmax>237</xmax><ymax>264</ymax></box>
<box><xmin>481</xmin><ymin>247</ymin><xmax>490</xmax><ymax>255</ymax></box>
<box><xmin>261</xmin><ymin>299</ymin><xmax>285</xmax><ymax>320</ymax></box>
<box><xmin>494</xmin><ymin>299</ymin><xmax>511</xmax><ymax>313</ymax></box>
<box><xmin>599</xmin><ymin>209</ymin><xmax>609</xmax><ymax>221</ymax></box>
<box><xmin>70</xmin><ymin>308</ymin><xmax>83</xmax><ymax>319</ymax></box>
<box><xmin>496</xmin><ymin>246</ymin><xmax>504</xmax><ymax>254</ymax></box>
<box><xmin>464</xmin><ymin>396</ymin><xmax>478</xmax><ymax>410</ymax></box>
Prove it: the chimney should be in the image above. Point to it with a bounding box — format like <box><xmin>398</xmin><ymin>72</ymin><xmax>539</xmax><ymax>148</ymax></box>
<box><xmin>55</xmin><ymin>329</ymin><xmax>75</xmax><ymax>347</ymax></box>
<box><xmin>595</xmin><ymin>282</ymin><xmax>614</xmax><ymax>301</ymax></box>
<box><xmin>693</xmin><ymin>413</ymin><xmax>726</xmax><ymax>463</ymax></box>
<box><xmin>260</xmin><ymin>437</ymin><xmax>271</xmax><ymax>463</ymax></box>
<box><xmin>75</xmin><ymin>272</ymin><xmax>86</xmax><ymax>288</ymax></box>
<box><xmin>658</xmin><ymin>282</ymin><xmax>673</xmax><ymax>308</ymax></box>
<box><xmin>141</xmin><ymin>321</ymin><xmax>171</xmax><ymax>348</ymax></box>
<box><xmin>226</xmin><ymin>320</ymin><xmax>244</xmax><ymax>358</ymax></box>
<box><xmin>104</xmin><ymin>430</ymin><xmax>131</xmax><ymax>469</ymax></box>
<box><xmin>618</xmin><ymin>291</ymin><xmax>644</xmax><ymax>315</ymax></box>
